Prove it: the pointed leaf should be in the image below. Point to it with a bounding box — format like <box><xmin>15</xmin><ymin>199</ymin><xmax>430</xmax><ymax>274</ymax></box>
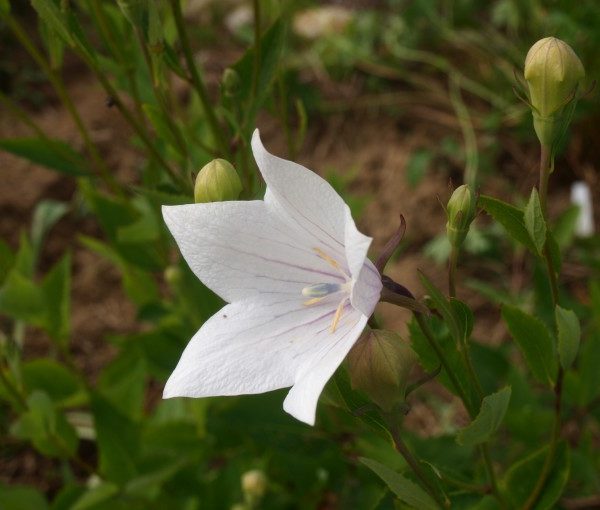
<box><xmin>502</xmin><ymin>306</ymin><xmax>557</xmax><ymax>385</ymax></box>
<box><xmin>555</xmin><ymin>306</ymin><xmax>580</xmax><ymax>370</ymax></box>
<box><xmin>479</xmin><ymin>195</ymin><xmax>537</xmax><ymax>253</ymax></box>
<box><xmin>503</xmin><ymin>441</ymin><xmax>570</xmax><ymax>509</ymax></box>
<box><xmin>457</xmin><ymin>386</ymin><xmax>511</xmax><ymax>446</ymax></box>
<box><xmin>41</xmin><ymin>254</ymin><xmax>71</xmax><ymax>346</ymax></box>
<box><xmin>524</xmin><ymin>188</ymin><xmax>547</xmax><ymax>255</ymax></box>
<box><xmin>360</xmin><ymin>457</ymin><xmax>439</xmax><ymax>510</ymax></box>
<box><xmin>0</xmin><ymin>138</ymin><xmax>89</xmax><ymax>176</ymax></box>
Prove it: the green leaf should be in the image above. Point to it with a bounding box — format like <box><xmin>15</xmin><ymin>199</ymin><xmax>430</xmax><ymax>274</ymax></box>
<box><xmin>502</xmin><ymin>305</ymin><xmax>557</xmax><ymax>385</ymax></box>
<box><xmin>502</xmin><ymin>441</ymin><xmax>570</xmax><ymax>509</ymax></box>
<box><xmin>409</xmin><ymin>316</ymin><xmax>478</xmax><ymax>419</ymax></box>
<box><xmin>360</xmin><ymin>457</ymin><xmax>439</xmax><ymax>510</ymax></box>
<box><xmin>456</xmin><ymin>386</ymin><xmax>511</xmax><ymax>446</ymax></box>
<box><xmin>232</xmin><ymin>19</ymin><xmax>286</xmax><ymax>122</ymax></box>
<box><xmin>22</xmin><ymin>359</ymin><xmax>83</xmax><ymax>405</ymax></box>
<box><xmin>39</xmin><ymin>15</ymin><xmax>65</xmax><ymax>69</ymax></box>
<box><xmin>555</xmin><ymin>306</ymin><xmax>580</xmax><ymax>370</ymax></box>
<box><xmin>30</xmin><ymin>0</ymin><xmax>73</xmax><ymax>45</ymax></box>
<box><xmin>91</xmin><ymin>393</ymin><xmax>139</xmax><ymax>484</ymax></box>
<box><xmin>41</xmin><ymin>254</ymin><xmax>71</xmax><ymax>346</ymax></box>
<box><xmin>98</xmin><ymin>348</ymin><xmax>146</xmax><ymax>420</ymax></box>
<box><xmin>11</xmin><ymin>391</ymin><xmax>78</xmax><ymax>458</ymax></box>
<box><xmin>0</xmin><ymin>484</ymin><xmax>48</xmax><ymax>510</ymax></box>
<box><xmin>524</xmin><ymin>188</ymin><xmax>547</xmax><ymax>255</ymax></box>
<box><xmin>31</xmin><ymin>200</ymin><xmax>69</xmax><ymax>261</ymax></box>
<box><xmin>479</xmin><ymin>195</ymin><xmax>537</xmax><ymax>253</ymax></box>
<box><xmin>0</xmin><ymin>240</ymin><xmax>14</xmax><ymax>286</ymax></box>
<box><xmin>0</xmin><ymin>270</ymin><xmax>46</xmax><ymax>326</ymax></box>
<box><xmin>0</xmin><ymin>138</ymin><xmax>88</xmax><ymax>176</ymax></box>
<box><xmin>406</xmin><ymin>149</ymin><xmax>433</xmax><ymax>188</ymax></box>
<box><xmin>71</xmin><ymin>483</ymin><xmax>119</xmax><ymax>510</ymax></box>
<box><xmin>418</xmin><ymin>272</ymin><xmax>460</xmax><ymax>341</ymax></box>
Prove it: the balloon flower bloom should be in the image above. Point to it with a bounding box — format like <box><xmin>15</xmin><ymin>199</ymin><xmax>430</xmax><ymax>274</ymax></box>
<box><xmin>162</xmin><ymin>130</ymin><xmax>382</xmax><ymax>425</ymax></box>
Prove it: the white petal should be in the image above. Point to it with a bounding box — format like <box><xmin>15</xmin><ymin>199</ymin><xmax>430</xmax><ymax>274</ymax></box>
<box><xmin>343</xmin><ymin>206</ymin><xmax>382</xmax><ymax>316</ymax></box>
<box><xmin>252</xmin><ymin>130</ymin><xmax>347</xmax><ymax>257</ymax></box>
<box><xmin>283</xmin><ymin>311</ymin><xmax>368</xmax><ymax>425</ymax></box>
<box><xmin>163</xmin><ymin>295</ymin><xmax>343</xmax><ymax>399</ymax></box>
<box><xmin>344</xmin><ymin>206</ymin><xmax>372</xmax><ymax>279</ymax></box>
<box><xmin>163</xmin><ymin>202</ymin><xmax>347</xmax><ymax>303</ymax></box>
<box><xmin>350</xmin><ymin>259</ymin><xmax>382</xmax><ymax>317</ymax></box>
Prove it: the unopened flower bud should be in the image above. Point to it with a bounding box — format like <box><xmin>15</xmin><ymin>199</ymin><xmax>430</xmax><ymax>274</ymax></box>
<box><xmin>241</xmin><ymin>469</ymin><xmax>268</xmax><ymax>502</ymax></box>
<box><xmin>222</xmin><ymin>68</ymin><xmax>241</xmax><ymax>98</ymax></box>
<box><xmin>346</xmin><ymin>329</ymin><xmax>417</xmax><ymax>412</ymax></box>
<box><xmin>194</xmin><ymin>159</ymin><xmax>242</xmax><ymax>204</ymax></box>
<box><xmin>446</xmin><ymin>184</ymin><xmax>476</xmax><ymax>249</ymax></box>
<box><xmin>164</xmin><ymin>265</ymin><xmax>183</xmax><ymax>286</ymax></box>
<box><xmin>524</xmin><ymin>37</ymin><xmax>584</xmax><ymax>146</ymax></box>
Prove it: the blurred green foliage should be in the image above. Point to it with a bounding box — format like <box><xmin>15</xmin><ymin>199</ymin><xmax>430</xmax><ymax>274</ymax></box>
<box><xmin>0</xmin><ymin>1</ymin><xmax>599</xmax><ymax>509</ymax></box>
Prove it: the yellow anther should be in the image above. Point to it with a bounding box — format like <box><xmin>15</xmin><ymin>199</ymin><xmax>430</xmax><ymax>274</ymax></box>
<box><xmin>303</xmin><ymin>297</ymin><xmax>324</xmax><ymax>306</ymax></box>
<box><xmin>313</xmin><ymin>247</ymin><xmax>341</xmax><ymax>270</ymax></box>
<box><xmin>330</xmin><ymin>299</ymin><xmax>346</xmax><ymax>333</ymax></box>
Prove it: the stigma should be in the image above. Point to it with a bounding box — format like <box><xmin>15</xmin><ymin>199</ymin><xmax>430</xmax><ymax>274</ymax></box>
<box><xmin>301</xmin><ymin>248</ymin><xmax>352</xmax><ymax>333</ymax></box>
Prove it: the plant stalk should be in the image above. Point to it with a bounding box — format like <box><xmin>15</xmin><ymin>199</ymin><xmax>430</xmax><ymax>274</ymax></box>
<box><xmin>388</xmin><ymin>419</ymin><xmax>449</xmax><ymax>509</ymax></box>
<box><xmin>523</xmin><ymin>143</ymin><xmax>564</xmax><ymax>510</ymax></box>
<box><xmin>169</xmin><ymin>0</ymin><xmax>228</xmax><ymax>157</ymax></box>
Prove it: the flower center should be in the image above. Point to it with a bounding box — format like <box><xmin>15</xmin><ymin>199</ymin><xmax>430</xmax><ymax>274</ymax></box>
<box><xmin>301</xmin><ymin>248</ymin><xmax>351</xmax><ymax>333</ymax></box>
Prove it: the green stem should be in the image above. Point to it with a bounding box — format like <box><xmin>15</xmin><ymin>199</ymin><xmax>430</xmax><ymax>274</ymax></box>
<box><xmin>6</xmin><ymin>16</ymin><xmax>121</xmax><ymax>196</ymax></box>
<box><xmin>447</xmin><ymin>247</ymin><xmax>503</xmax><ymax>507</ymax></box>
<box><xmin>89</xmin><ymin>0</ymin><xmax>146</xmax><ymax>126</ymax></box>
<box><xmin>134</xmin><ymin>27</ymin><xmax>190</xmax><ymax>163</ymax></box>
<box><xmin>414</xmin><ymin>313</ymin><xmax>474</xmax><ymax>416</ymax></box>
<box><xmin>523</xmin><ymin>143</ymin><xmax>564</xmax><ymax>510</ymax></box>
<box><xmin>250</xmin><ymin>0</ymin><xmax>261</xmax><ymax>109</ymax></box>
<box><xmin>388</xmin><ymin>419</ymin><xmax>449</xmax><ymax>509</ymax></box>
<box><xmin>71</xmin><ymin>43</ymin><xmax>191</xmax><ymax>192</ymax></box>
<box><xmin>448</xmin><ymin>247</ymin><xmax>458</xmax><ymax>298</ymax></box>
<box><xmin>169</xmin><ymin>0</ymin><xmax>228</xmax><ymax>157</ymax></box>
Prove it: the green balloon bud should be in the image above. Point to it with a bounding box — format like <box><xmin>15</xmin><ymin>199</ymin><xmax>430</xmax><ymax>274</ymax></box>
<box><xmin>346</xmin><ymin>329</ymin><xmax>417</xmax><ymax>412</ymax></box>
<box><xmin>222</xmin><ymin>68</ymin><xmax>241</xmax><ymax>98</ymax></box>
<box><xmin>194</xmin><ymin>159</ymin><xmax>243</xmax><ymax>204</ymax></box>
<box><xmin>446</xmin><ymin>184</ymin><xmax>476</xmax><ymax>249</ymax></box>
<box><xmin>524</xmin><ymin>37</ymin><xmax>585</xmax><ymax>147</ymax></box>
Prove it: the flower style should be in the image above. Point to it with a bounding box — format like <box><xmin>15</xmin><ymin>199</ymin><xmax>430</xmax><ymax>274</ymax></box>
<box><xmin>162</xmin><ymin>130</ymin><xmax>382</xmax><ymax>425</ymax></box>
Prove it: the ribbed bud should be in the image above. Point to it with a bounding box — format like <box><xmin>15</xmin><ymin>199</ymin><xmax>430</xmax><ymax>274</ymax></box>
<box><xmin>346</xmin><ymin>329</ymin><xmax>417</xmax><ymax>412</ymax></box>
<box><xmin>194</xmin><ymin>159</ymin><xmax>242</xmax><ymax>203</ymax></box>
<box><xmin>446</xmin><ymin>184</ymin><xmax>476</xmax><ymax>249</ymax></box>
<box><xmin>524</xmin><ymin>37</ymin><xmax>584</xmax><ymax>146</ymax></box>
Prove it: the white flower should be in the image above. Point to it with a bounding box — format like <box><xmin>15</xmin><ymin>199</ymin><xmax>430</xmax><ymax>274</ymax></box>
<box><xmin>162</xmin><ymin>130</ymin><xmax>382</xmax><ymax>425</ymax></box>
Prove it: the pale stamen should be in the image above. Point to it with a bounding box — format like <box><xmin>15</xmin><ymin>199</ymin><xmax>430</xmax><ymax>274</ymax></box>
<box><xmin>330</xmin><ymin>298</ymin><xmax>348</xmax><ymax>333</ymax></box>
<box><xmin>302</xmin><ymin>248</ymin><xmax>352</xmax><ymax>333</ymax></box>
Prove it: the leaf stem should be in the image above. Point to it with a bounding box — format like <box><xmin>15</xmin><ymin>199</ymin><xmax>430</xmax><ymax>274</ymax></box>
<box><xmin>169</xmin><ymin>0</ymin><xmax>229</xmax><ymax>157</ymax></box>
<box><xmin>6</xmin><ymin>16</ymin><xmax>121</xmax><ymax>196</ymax></box>
<box><xmin>387</xmin><ymin>418</ymin><xmax>449</xmax><ymax>509</ymax></box>
<box><xmin>446</xmin><ymin>247</ymin><xmax>504</xmax><ymax>507</ymax></box>
<box><xmin>523</xmin><ymin>143</ymin><xmax>564</xmax><ymax>510</ymax></box>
